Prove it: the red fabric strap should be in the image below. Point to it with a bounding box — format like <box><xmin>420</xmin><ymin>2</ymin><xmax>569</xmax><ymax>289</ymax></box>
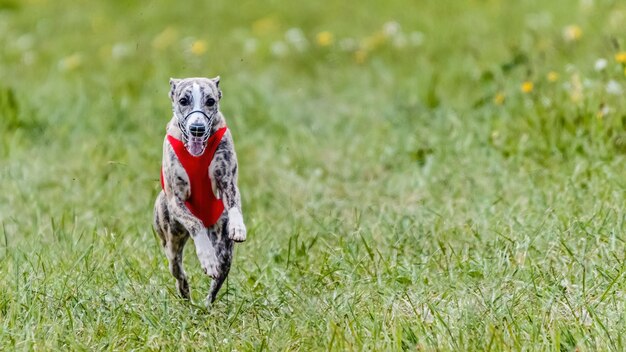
<box><xmin>160</xmin><ymin>127</ymin><xmax>228</xmax><ymax>227</ymax></box>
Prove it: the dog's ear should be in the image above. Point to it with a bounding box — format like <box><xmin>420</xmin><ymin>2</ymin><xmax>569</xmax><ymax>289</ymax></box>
<box><xmin>211</xmin><ymin>76</ymin><xmax>222</xmax><ymax>99</ymax></box>
<box><xmin>169</xmin><ymin>78</ymin><xmax>181</xmax><ymax>100</ymax></box>
<box><xmin>211</xmin><ymin>75</ymin><xmax>220</xmax><ymax>88</ymax></box>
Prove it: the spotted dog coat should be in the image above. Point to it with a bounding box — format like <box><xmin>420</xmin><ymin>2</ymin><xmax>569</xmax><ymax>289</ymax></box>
<box><xmin>153</xmin><ymin>77</ymin><xmax>246</xmax><ymax>304</ymax></box>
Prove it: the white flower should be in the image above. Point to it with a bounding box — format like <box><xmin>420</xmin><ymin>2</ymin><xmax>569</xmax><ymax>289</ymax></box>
<box><xmin>112</xmin><ymin>43</ymin><xmax>132</xmax><ymax>60</ymax></box>
<box><xmin>285</xmin><ymin>28</ymin><xmax>308</xmax><ymax>52</ymax></box>
<box><xmin>383</xmin><ymin>21</ymin><xmax>401</xmax><ymax>37</ymax></box>
<box><xmin>392</xmin><ymin>33</ymin><xmax>408</xmax><ymax>48</ymax></box>
<box><xmin>22</xmin><ymin>51</ymin><xmax>36</xmax><ymax>65</ymax></box>
<box><xmin>243</xmin><ymin>38</ymin><xmax>258</xmax><ymax>54</ymax></box>
<box><xmin>338</xmin><ymin>38</ymin><xmax>357</xmax><ymax>51</ymax></box>
<box><xmin>270</xmin><ymin>41</ymin><xmax>288</xmax><ymax>57</ymax></box>
<box><xmin>598</xmin><ymin>104</ymin><xmax>610</xmax><ymax>117</ymax></box>
<box><xmin>562</xmin><ymin>25</ymin><xmax>582</xmax><ymax>42</ymax></box>
<box><xmin>16</xmin><ymin>34</ymin><xmax>34</xmax><ymax>51</ymax></box>
<box><xmin>606</xmin><ymin>80</ymin><xmax>622</xmax><ymax>95</ymax></box>
<box><xmin>594</xmin><ymin>58</ymin><xmax>607</xmax><ymax>71</ymax></box>
<box><xmin>580</xmin><ymin>0</ymin><xmax>594</xmax><ymax>10</ymax></box>
<box><xmin>525</xmin><ymin>12</ymin><xmax>552</xmax><ymax>29</ymax></box>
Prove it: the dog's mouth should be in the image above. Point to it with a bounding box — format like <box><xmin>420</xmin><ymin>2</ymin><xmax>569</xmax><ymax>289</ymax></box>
<box><xmin>186</xmin><ymin>136</ymin><xmax>207</xmax><ymax>156</ymax></box>
<box><xmin>178</xmin><ymin>110</ymin><xmax>214</xmax><ymax>156</ymax></box>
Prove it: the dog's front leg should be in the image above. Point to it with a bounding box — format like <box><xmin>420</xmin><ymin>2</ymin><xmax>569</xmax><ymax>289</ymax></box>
<box><xmin>167</xmin><ymin>197</ymin><xmax>219</xmax><ymax>278</ymax></box>
<box><xmin>211</xmin><ymin>132</ymin><xmax>246</xmax><ymax>242</ymax></box>
<box><xmin>163</xmin><ymin>142</ymin><xmax>219</xmax><ymax>279</ymax></box>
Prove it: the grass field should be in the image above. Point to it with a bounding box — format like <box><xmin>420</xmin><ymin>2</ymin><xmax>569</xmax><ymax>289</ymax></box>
<box><xmin>1</xmin><ymin>0</ymin><xmax>626</xmax><ymax>350</ymax></box>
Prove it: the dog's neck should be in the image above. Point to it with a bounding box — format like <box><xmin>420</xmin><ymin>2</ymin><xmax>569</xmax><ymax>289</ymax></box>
<box><xmin>166</xmin><ymin>113</ymin><xmax>226</xmax><ymax>139</ymax></box>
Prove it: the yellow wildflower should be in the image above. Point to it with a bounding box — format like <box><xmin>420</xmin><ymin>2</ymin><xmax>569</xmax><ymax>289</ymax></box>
<box><xmin>563</xmin><ymin>25</ymin><xmax>582</xmax><ymax>42</ymax></box>
<box><xmin>252</xmin><ymin>17</ymin><xmax>278</xmax><ymax>35</ymax></box>
<box><xmin>615</xmin><ymin>52</ymin><xmax>626</xmax><ymax>64</ymax></box>
<box><xmin>570</xmin><ymin>73</ymin><xmax>583</xmax><ymax>103</ymax></box>
<box><xmin>596</xmin><ymin>104</ymin><xmax>609</xmax><ymax>119</ymax></box>
<box><xmin>362</xmin><ymin>32</ymin><xmax>387</xmax><ymax>51</ymax></box>
<box><xmin>547</xmin><ymin>71</ymin><xmax>559</xmax><ymax>82</ymax></box>
<box><xmin>59</xmin><ymin>53</ymin><xmax>82</xmax><ymax>71</ymax></box>
<box><xmin>493</xmin><ymin>92</ymin><xmax>505</xmax><ymax>105</ymax></box>
<box><xmin>152</xmin><ymin>27</ymin><xmax>178</xmax><ymax>50</ymax></box>
<box><xmin>354</xmin><ymin>49</ymin><xmax>367</xmax><ymax>64</ymax></box>
<box><xmin>316</xmin><ymin>31</ymin><xmax>334</xmax><ymax>47</ymax></box>
<box><xmin>521</xmin><ymin>81</ymin><xmax>534</xmax><ymax>93</ymax></box>
<box><xmin>190</xmin><ymin>40</ymin><xmax>208</xmax><ymax>56</ymax></box>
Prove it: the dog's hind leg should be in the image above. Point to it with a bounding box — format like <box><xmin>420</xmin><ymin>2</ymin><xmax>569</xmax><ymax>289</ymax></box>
<box><xmin>153</xmin><ymin>191</ymin><xmax>168</xmax><ymax>247</ymax></box>
<box><xmin>208</xmin><ymin>272</ymin><xmax>228</xmax><ymax>304</ymax></box>
<box><xmin>154</xmin><ymin>191</ymin><xmax>191</xmax><ymax>299</ymax></box>
<box><xmin>166</xmin><ymin>233</ymin><xmax>190</xmax><ymax>299</ymax></box>
<box><xmin>207</xmin><ymin>256</ymin><xmax>232</xmax><ymax>304</ymax></box>
<box><xmin>206</xmin><ymin>219</ymin><xmax>234</xmax><ymax>304</ymax></box>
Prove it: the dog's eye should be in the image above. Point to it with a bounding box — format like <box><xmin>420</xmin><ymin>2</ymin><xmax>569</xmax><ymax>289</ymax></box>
<box><xmin>178</xmin><ymin>97</ymin><xmax>190</xmax><ymax>106</ymax></box>
<box><xmin>206</xmin><ymin>98</ymin><xmax>216</xmax><ymax>107</ymax></box>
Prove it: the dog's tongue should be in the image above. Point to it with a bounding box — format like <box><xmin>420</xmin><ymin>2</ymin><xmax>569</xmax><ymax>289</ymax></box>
<box><xmin>187</xmin><ymin>137</ymin><xmax>205</xmax><ymax>156</ymax></box>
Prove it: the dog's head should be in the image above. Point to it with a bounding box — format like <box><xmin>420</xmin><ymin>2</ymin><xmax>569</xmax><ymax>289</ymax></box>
<box><xmin>169</xmin><ymin>76</ymin><xmax>222</xmax><ymax>156</ymax></box>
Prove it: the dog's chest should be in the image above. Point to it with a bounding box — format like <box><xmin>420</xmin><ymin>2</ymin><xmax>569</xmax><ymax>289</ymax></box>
<box><xmin>161</xmin><ymin>127</ymin><xmax>228</xmax><ymax>227</ymax></box>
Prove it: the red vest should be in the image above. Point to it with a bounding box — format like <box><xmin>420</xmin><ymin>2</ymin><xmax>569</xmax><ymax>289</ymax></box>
<box><xmin>160</xmin><ymin>127</ymin><xmax>228</xmax><ymax>227</ymax></box>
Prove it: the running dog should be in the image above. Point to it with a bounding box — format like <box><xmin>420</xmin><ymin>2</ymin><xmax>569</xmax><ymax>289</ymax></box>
<box><xmin>153</xmin><ymin>76</ymin><xmax>246</xmax><ymax>304</ymax></box>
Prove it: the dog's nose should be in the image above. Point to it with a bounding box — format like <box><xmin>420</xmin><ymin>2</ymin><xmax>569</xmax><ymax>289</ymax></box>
<box><xmin>189</xmin><ymin>123</ymin><xmax>206</xmax><ymax>137</ymax></box>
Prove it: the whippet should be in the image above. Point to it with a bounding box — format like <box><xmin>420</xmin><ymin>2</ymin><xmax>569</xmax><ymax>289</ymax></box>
<box><xmin>153</xmin><ymin>76</ymin><xmax>246</xmax><ymax>304</ymax></box>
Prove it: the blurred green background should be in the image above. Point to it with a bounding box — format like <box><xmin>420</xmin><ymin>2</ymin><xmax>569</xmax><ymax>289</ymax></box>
<box><xmin>1</xmin><ymin>0</ymin><xmax>626</xmax><ymax>350</ymax></box>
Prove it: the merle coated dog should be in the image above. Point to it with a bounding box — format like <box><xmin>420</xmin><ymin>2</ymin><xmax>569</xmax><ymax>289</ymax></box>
<box><xmin>153</xmin><ymin>76</ymin><xmax>246</xmax><ymax>304</ymax></box>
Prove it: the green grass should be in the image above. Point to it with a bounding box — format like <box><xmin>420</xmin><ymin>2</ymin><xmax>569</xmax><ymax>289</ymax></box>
<box><xmin>1</xmin><ymin>0</ymin><xmax>626</xmax><ymax>350</ymax></box>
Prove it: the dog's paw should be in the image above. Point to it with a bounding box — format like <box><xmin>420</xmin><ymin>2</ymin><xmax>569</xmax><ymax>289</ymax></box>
<box><xmin>200</xmin><ymin>257</ymin><xmax>219</xmax><ymax>279</ymax></box>
<box><xmin>227</xmin><ymin>208</ymin><xmax>247</xmax><ymax>242</ymax></box>
<box><xmin>193</xmin><ymin>230</ymin><xmax>219</xmax><ymax>278</ymax></box>
<box><xmin>197</xmin><ymin>249</ymin><xmax>219</xmax><ymax>279</ymax></box>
